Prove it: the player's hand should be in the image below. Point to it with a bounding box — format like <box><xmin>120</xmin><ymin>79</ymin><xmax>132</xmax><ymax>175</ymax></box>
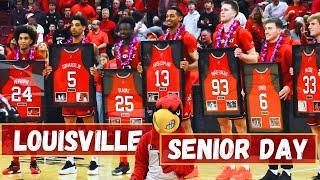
<box><xmin>289</xmin><ymin>67</ymin><xmax>294</xmax><ymax>76</ymax></box>
<box><xmin>137</xmin><ymin>62</ymin><xmax>143</xmax><ymax>74</ymax></box>
<box><xmin>279</xmin><ymin>86</ymin><xmax>290</xmax><ymax>100</ymax></box>
<box><xmin>90</xmin><ymin>67</ymin><xmax>97</xmax><ymax>76</ymax></box>
<box><xmin>161</xmin><ymin>165</ymin><xmax>175</xmax><ymax>174</ymax></box>
<box><xmin>234</xmin><ymin>48</ymin><xmax>244</xmax><ymax>59</ymax></box>
<box><xmin>180</xmin><ymin>59</ymin><xmax>189</xmax><ymax>71</ymax></box>
<box><xmin>43</xmin><ymin>65</ymin><xmax>52</xmax><ymax>77</ymax></box>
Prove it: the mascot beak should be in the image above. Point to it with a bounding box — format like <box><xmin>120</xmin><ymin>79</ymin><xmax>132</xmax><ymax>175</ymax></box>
<box><xmin>153</xmin><ymin>109</ymin><xmax>180</xmax><ymax>134</ymax></box>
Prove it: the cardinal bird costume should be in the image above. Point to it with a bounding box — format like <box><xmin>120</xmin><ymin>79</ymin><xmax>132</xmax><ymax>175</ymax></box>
<box><xmin>130</xmin><ymin>94</ymin><xmax>195</xmax><ymax>180</ymax></box>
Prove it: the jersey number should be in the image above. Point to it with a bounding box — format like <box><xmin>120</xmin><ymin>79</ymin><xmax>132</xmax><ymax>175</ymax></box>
<box><xmin>115</xmin><ymin>96</ymin><xmax>134</xmax><ymax>112</ymax></box>
<box><xmin>11</xmin><ymin>86</ymin><xmax>32</xmax><ymax>102</ymax></box>
<box><xmin>155</xmin><ymin>70</ymin><xmax>169</xmax><ymax>87</ymax></box>
<box><xmin>303</xmin><ymin>76</ymin><xmax>316</xmax><ymax>94</ymax></box>
<box><xmin>259</xmin><ymin>93</ymin><xmax>268</xmax><ymax>110</ymax></box>
<box><xmin>211</xmin><ymin>79</ymin><xmax>229</xmax><ymax>95</ymax></box>
<box><xmin>67</xmin><ymin>71</ymin><xmax>77</xmax><ymax>88</ymax></box>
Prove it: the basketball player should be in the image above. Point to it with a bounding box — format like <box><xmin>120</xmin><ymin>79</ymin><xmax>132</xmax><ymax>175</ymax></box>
<box><xmin>259</xmin><ymin>18</ymin><xmax>293</xmax><ymax>180</ymax></box>
<box><xmin>2</xmin><ymin>25</ymin><xmax>44</xmax><ymax>175</ymax></box>
<box><xmin>212</xmin><ymin>1</ymin><xmax>258</xmax><ymax>179</ymax></box>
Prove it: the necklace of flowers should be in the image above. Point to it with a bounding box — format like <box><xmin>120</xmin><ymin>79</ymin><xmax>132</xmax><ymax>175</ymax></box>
<box><xmin>215</xmin><ymin>20</ymin><xmax>240</xmax><ymax>48</ymax></box>
<box><xmin>260</xmin><ymin>34</ymin><xmax>284</xmax><ymax>62</ymax></box>
<box><xmin>163</xmin><ymin>24</ymin><xmax>185</xmax><ymax>40</ymax></box>
<box><xmin>66</xmin><ymin>35</ymin><xmax>87</xmax><ymax>44</ymax></box>
<box><xmin>115</xmin><ymin>36</ymin><xmax>138</xmax><ymax>66</ymax></box>
<box><xmin>15</xmin><ymin>46</ymin><xmax>35</xmax><ymax>60</ymax></box>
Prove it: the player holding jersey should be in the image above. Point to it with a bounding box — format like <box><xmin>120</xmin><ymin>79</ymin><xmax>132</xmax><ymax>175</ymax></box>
<box><xmin>212</xmin><ymin>1</ymin><xmax>258</xmax><ymax>179</ymax></box>
<box><xmin>259</xmin><ymin>18</ymin><xmax>293</xmax><ymax>180</ymax></box>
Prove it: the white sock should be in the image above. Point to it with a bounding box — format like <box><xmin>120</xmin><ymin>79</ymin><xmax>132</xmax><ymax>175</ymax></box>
<box><xmin>270</xmin><ymin>169</ymin><xmax>278</xmax><ymax>175</ymax></box>
<box><xmin>91</xmin><ymin>156</ymin><xmax>98</xmax><ymax>164</ymax></box>
<box><xmin>241</xmin><ymin>164</ymin><xmax>250</xmax><ymax>170</ymax></box>
<box><xmin>229</xmin><ymin>164</ymin><xmax>236</xmax><ymax>170</ymax></box>
<box><xmin>283</xmin><ymin>169</ymin><xmax>291</xmax><ymax>176</ymax></box>
<box><xmin>67</xmin><ymin>156</ymin><xmax>74</xmax><ymax>164</ymax></box>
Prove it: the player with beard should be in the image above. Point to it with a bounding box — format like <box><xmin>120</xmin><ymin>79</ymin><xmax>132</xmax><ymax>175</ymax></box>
<box><xmin>212</xmin><ymin>1</ymin><xmax>258</xmax><ymax>179</ymax></box>
<box><xmin>2</xmin><ymin>25</ymin><xmax>45</xmax><ymax>175</ymax></box>
<box><xmin>259</xmin><ymin>18</ymin><xmax>293</xmax><ymax>180</ymax></box>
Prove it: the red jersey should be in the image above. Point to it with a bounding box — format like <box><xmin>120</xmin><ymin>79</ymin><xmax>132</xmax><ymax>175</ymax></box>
<box><xmin>105</xmin><ymin>72</ymin><xmax>144</xmax><ymax>123</ymax></box>
<box><xmin>297</xmin><ymin>50</ymin><xmax>320</xmax><ymax>113</ymax></box>
<box><xmin>1</xmin><ymin>65</ymin><xmax>43</xmax><ymax>121</ymax></box>
<box><xmin>145</xmin><ymin>44</ymin><xmax>182</xmax><ymax>102</ymax></box>
<box><xmin>53</xmin><ymin>48</ymin><xmax>90</xmax><ymax>104</ymax></box>
<box><xmin>203</xmin><ymin>53</ymin><xmax>239</xmax><ymax>114</ymax></box>
<box><xmin>247</xmin><ymin>68</ymin><xmax>283</xmax><ymax>131</ymax></box>
<box><xmin>115</xmin><ymin>41</ymin><xmax>141</xmax><ymax>69</ymax></box>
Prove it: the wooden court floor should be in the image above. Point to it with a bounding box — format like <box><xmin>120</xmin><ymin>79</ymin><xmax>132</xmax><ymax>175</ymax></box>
<box><xmin>0</xmin><ymin>156</ymin><xmax>318</xmax><ymax>180</ymax></box>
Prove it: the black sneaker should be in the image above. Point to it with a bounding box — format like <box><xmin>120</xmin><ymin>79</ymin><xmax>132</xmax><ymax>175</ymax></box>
<box><xmin>87</xmin><ymin>161</ymin><xmax>99</xmax><ymax>175</ymax></box>
<box><xmin>260</xmin><ymin>169</ymin><xmax>280</xmax><ymax>180</ymax></box>
<box><xmin>2</xmin><ymin>161</ymin><xmax>21</xmax><ymax>175</ymax></box>
<box><xmin>112</xmin><ymin>163</ymin><xmax>130</xmax><ymax>176</ymax></box>
<box><xmin>30</xmin><ymin>161</ymin><xmax>41</xmax><ymax>174</ymax></box>
<box><xmin>279</xmin><ymin>171</ymin><xmax>291</xmax><ymax>180</ymax></box>
<box><xmin>58</xmin><ymin>160</ymin><xmax>77</xmax><ymax>175</ymax></box>
<box><xmin>313</xmin><ymin>173</ymin><xmax>320</xmax><ymax>180</ymax></box>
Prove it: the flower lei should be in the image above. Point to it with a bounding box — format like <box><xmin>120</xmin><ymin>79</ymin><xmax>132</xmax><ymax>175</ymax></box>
<box><xmin>260</xmin><ymin>34</ymin><xmax>284</xmax><ymax>62</ymax></box>
<box><xmin>15</xmin><ymin>46</ymin><xmax>35</xmax><ymax>60</ymax></box>
<box><xmin>115</xmin><ymin>36</ymin><xmax>138</xmax><ymax>67</ymax></box>
<box><xmin>163</xmin><ymin>24</ymin><xmax>185</xmax><ymax>40</ymax></box>
<box><xmin>215</xmin><ymin>20</ymin><xmax>240</xmax><ymax>48</ymax></box>
<box><xmin>66</xmin><ymin>35</ymin><xmax>87</xmax><ymax>44</ymax></box>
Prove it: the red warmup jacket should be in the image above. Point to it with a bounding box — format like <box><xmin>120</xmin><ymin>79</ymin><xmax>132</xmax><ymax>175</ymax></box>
<box><xmin>130</xmin><ymin>126</ymin><xmax>194</xmax><ymax>180</ymax></box>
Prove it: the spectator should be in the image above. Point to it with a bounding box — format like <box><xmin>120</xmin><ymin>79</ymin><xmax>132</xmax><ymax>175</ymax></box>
<box><xmin>46</xmin><ymin>0</ymin><xmax>61</xmax><ymax>33</ymax></box>
<box><xmin>263</xmin><ymin>0</ymin><xmax>288</xmax><ymax>26</ymax></box>
<box><xmin>235</xmin><ymin>11</ymin><xmax>247</xmax><ymax>28</ymax></box>
<box><xmin>285</xmin><ymin>0</ymin><xmax>307</xmax><ymax>30</ymax></box>
<box><xmin>132</xmin><ymin>11</ymin><xmax>148</xmax><ymax>40</ymax></box>
<box><xmin>125</xmin><ymin>0</ymin><xmax>135</xmax><ymax>10</ymax></box>
<box><xmin>237</xmin><ymin>0</ymin><xmax>249</xmax><ymax>17</ymax></box>
<box><xmin>6</xmin><ymin>38</ymin><xmax>17</xmax><ymax>59</ymax></box>
<box><xmin>63</xmin><ymin>7</ymin><xmax>72</xmax><ymax>28</ymax></box>
<box><xmin>198</xmin><ymin>29</ymin><xmax>212</xmax><ymax>49</ymax></box>
<box><xmin>71</xmin><ymin>0</ymin><xmax>98</xmax><ymax>21</ymax></box>
<box><xmin>87</xmin><ymin>20</ymin><xmax>109</xmax><ymax>54</ymax></box>
<box><xmin>148</xmin><ymin>16</ymin><xmax>164</xmax><ymax>36</ymax></box>
<box><xmin>311</xmin><ymin>0</ymin><xmax>320</xmax><ymax>14</ymax></box>
<box><xmin>245</xmin><ymin>6</ymin><xmax>265</xmax><ymax>52</ymax></box>
<box><xmin>0</xmin><ymin>45</ymin><xmax>6</xmax><ymax>60</ymax></box>
<box><xmin>96</xmin><ymin>5</ymin><xmax>102</xmax><ymax>19</ymax></box>
<box><xmin>100</xmin><ymin>8</ymin><xmax>117</xmax><ymax>45</ymax></box>
<box><xmin>36</xmin><ymin>42</ymin><xmax>49</xmax><ymax>61</ymax></box>
<box><xmin>53</xmin><ymin>19</ymin><xmax>71</xmax><ymax>44</ymax></box>
<box><xmin>289</xmin><ymin>17</ymin><xmax>305</xmax><ymax>43</ymax></box>
<box><xmin>110</xmin><ymin>0</ymin><xmax>122</xmax><ymax>22</ymax></box>
<box><xmin>57</xmin><ymin>0</ymin><xmax>76</xmax><ymax>14</ymax></box>
<box><xmin>145</xmin><ymin>0</ymin><xmax>159</xmax><ymax>27</ymax></box>
<box><xmin>45</xmin><ymin>24</ymin><xmax>56</xmax><ymax>45</ymax></box>
<box><xmin>183</xmin><ymin>0</ymin><xmax>201</xmax><ymax>38</ymax></box>
<box><xmin>25</xmin><ymin>0</ymin><xmax>34</xmax><ymax>12</ymax></box>
<box><xmin>32</xmin><ymin>2</ymin><xmax>47</xmax><ymax>28</ymax></box>
<box><xmin>39</xmin><ymin>0</ymin><xmax>49</xmax><ymax>14</ymax></box>
<box><xmin>146</xmin><ymin>27</ymin><xmax>164</xmax><ymax>40</ymax></box>
<box><xmin>197</xmin><ymin>0</ymin><xmax>219</xmax><ymax>32</ymax></box>
<box><xmin>10</xmin><ymin>0</ymin><xmax>27</xmax><ymax>26</ymax></box>
<box><xmin>26</xmin><ymin>13</ymin><xmax>45</xmax><ymax>43</ymax></box>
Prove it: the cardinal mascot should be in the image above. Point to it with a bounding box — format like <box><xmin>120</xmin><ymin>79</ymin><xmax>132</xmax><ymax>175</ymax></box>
<box><xmin>130</xmin><ymin>94</ymin><xmax>197</xmax><ymax>180</ymax></box>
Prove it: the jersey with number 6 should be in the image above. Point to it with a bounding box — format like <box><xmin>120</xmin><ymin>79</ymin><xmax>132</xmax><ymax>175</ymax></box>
<box><xmin>203</xmin><ymin>53</ymin><xmax>238</xmax><ymax>113</ymax></box>
<box><xmin>53</xmin><ymin>48</ymin><xmax>90</xmax><ymax>103</ymax></box>
<box><xmin>247</xmin><ymin>68</ymin><xmax>282</xmax><ymax>130</ymax></box>
<box><xmin>1</xmin><ymin>65</ymin><xmax>43</xmax><ymax>120</ymax></box>
<box><xmin>297</xmin><ymin>50</ymin><xmax>320</xmax><ymax>113</ymax></box>
<box><xmin>105</xmin><ymin>73</ymin><xmax>144</xmax><ymax>123</ymax></box>
<box><xmin>146</xmin><ymin>45</ymin><xmax>181</xmax><ymax>100</ymax></box>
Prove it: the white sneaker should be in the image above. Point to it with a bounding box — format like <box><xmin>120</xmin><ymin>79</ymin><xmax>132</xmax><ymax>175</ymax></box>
<box><xmin>87</xmin><ymin>161</ymin><xmax>99</xmax><ymax>175</ymax></box>
<box><xmin>59</xmin><ymin>161</ymin><xmax>77</xmax><ymax>175</ymax></box>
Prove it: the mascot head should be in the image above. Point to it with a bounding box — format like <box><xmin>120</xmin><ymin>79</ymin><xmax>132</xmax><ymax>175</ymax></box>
<box><xmin>153</xmin><ymin>94</ymin><xmax>182</xmax><ymax>134</ymax></box>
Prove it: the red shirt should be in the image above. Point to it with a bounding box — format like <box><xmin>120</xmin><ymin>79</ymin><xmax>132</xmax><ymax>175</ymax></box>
<box><xmin>312</xmin><ymin>0</ymin><xmax>320</xmax><ymax>14</ymax></box>
<box><xmin>285</xmin><ymin>5</ymin><xmax>308</xmax><ymax>30</ymax></box>
<box><xmin>115</xmin><ymin>41</ymin><xmax>141</xmax><ymax>69</ymax></box>
<box><xmin>87</xmin><ymin>30</ymin><xmax>109</xmax><ymax>54</ymax></box>
<box><xmin>45</xmin><ymin>32</ymin><xmax>54</xmax><ymax>45</ymax></box>
<box><xmin>6</xmin><ymin>49</ymin><xmax>44</xmax><ymax>60</ymax></box>
<box><xmin>39</xmin><ymin>0</ymin><xmax>49</xmax><ymax>14</ymax></box>
<box><xmin>212</xmin><ymin>24</ymin><xmax>255</xmax><ymax>52</ymax></box>
<box><xmin>245</xmin><ymin>18</ymin><xmax>265</xmax><ymax>51</ymax></box>
<box><xmin>100</xmin><ymin>19</ymin><xmax>116</xmax><ymax>45</ymax></box>
<box><xmin>57</xmin><ymin>0</ymin><xmax>76</xmax><ymax>13</ymax></box>
<box><xmin>258</xmin><ymin>42</ymin><xmax>293</xmax><ymax>99</ymax></box>
<box><xmin>71</xmin><ymin>3</ymin><xmax>97</xmax><ymax>20</ymax></box>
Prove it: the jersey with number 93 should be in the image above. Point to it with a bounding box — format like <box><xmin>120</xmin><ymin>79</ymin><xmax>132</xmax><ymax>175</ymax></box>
<box><xmin>53</xmin><ymin>48</ymin><xmax>90</xmax><ymax>103</ymax></box>
<box><xmin>203</xmin><ymin>53</ymin><xmax>238</xmax><ymax>112</ymax></box>
<box><xmin>2</xmin><ymin>65</ymin><xmax>42</xmax><ymax>119</ymax></box>
<box><xmin>297</xmin><ymin>50</ymin><xmax>320</xmax><ymax>113</ymax></box>
<box><xmin>105</xmin><ymin>73</ymin><xmax>144</xmax><ymax>123</ymax></box>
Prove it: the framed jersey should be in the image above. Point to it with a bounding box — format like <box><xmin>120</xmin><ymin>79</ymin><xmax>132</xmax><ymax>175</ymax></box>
<box><xmin>103</xmin><ymin>69</ymin><xmax>145</xmax><ymax>124</ymax></box>
<box><xmin>293</xmin><ymin>44</ymin><xmax>320</xmax><ymax>117</ymax></box>
<box><xmin>0</xmin><ymin>60</ymin><xmax>46</xmax><ymax>122</ymax></box>
<box><xmin>48</xmin><ymin>44</ymin><xmax>95</xmax><ymax>107</ymax></box>
<box><xmin>141</xmin><ymin>40</ymin><xmax>184</xmax><ymax>122</ymax></box>
<box><xmin>199</xmin><ymin>47</ymin><xmax>243</xmax><ymax>118</ymax></box>
<box><xmin>243</xmin><ymin>63</ymin><xmax>285</xmax><ymax>133</ymax></box>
